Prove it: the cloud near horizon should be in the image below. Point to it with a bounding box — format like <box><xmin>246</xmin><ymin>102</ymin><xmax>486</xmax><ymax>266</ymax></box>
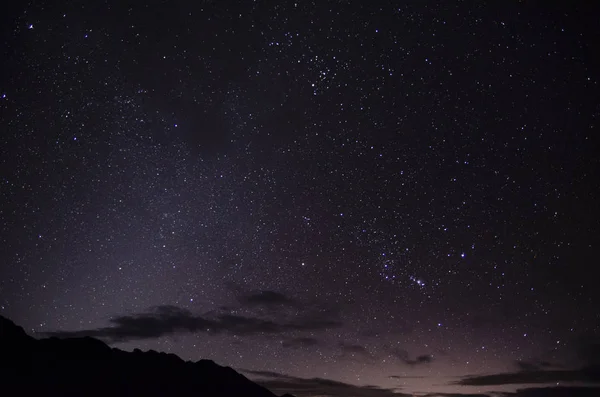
<box><xmin>338</xmin><ymin>342</ymin><xmax>373</xmax><ymax>359</ymax></box>
<box><xmin>454</xmin><ymin>367</ymin><xmax>600</xmax><ymax>386</ymax></box>
<box><xmin>243</xmin><ymin>369</ymin><xmax>408</xmax><ymax>397</ymax></box>
<box><xmin>42</xmin><ymin>304</ymin><xmax>342</xmax><ymax>342</ymax></box>
<box><xmin>243</xmin><ymin>370</ymin><xmax>600</xmax><ymax>397</ymax></box>
<box><xmin>454</xmin><ymin>341</ymin><xmax>600</xmax><ymax>387</ymax></box>
<box><xmin>386</xmin><ymin>346</ymin><xmax>435</xmax><ymax>366</ymax></box>
<box><xmin>416</xmin><ymin>389</ymin><xmax>600</xmax><ymax>397</ymax></box>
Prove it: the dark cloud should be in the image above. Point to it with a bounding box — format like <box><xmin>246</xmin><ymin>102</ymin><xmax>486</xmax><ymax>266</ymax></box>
<box><xmin>243</xmin><ymin>370</ymin><xmax>289</xmax><ymax>378</ymax></box>
<box><xmin>244</xmin><ymin>370</ymin><xmax>410</xmax><ymax>397</ymax></box>
<box><xmin>501</xmin><ymin>386</ymin><xmax>600</xmax><ymax>397</ymax></box>
<box><xmin>338</xmin><ymin>342</ymin><xmax>372</xmax><ymax>358</ymax></box>
<box><xmin>515</xmin><ymin>361</ymin><xmax>541</xmax><ymax>372</ymax></box>
<box><xmin>387</xmin><ymin>347</ymin><xmax>434</xmax><ymax>366</ymax></box>
<box><xmin>43</xmin><ymin>306</ymin><xmax>211</xmax><ymax>341</ymax></box>
<box><xmin>515</xmin><ymin>360</ymin><xmax>557</xmax><ymax>372</ymax></box>
<box><xmin>419</xmin><ymin>386</ymin><xmax>600</xmax><ymax>397</ymax></box>
<box><xmin>456</xmin><ymin>340</ymin><xmax>600</xmax><ymax>387</ymax></box>
<box><xmin>455</xmin><ymin>368</ymin><xmax>600</xmax><ymax>386</ymax></box>
<box><xmin>281</xmin><ymin>337</ymin><xmax>321</xmax><ymax>349</ymax></box>
<box><xmin>421</xmin><ymin>393</ymin><xmax>486</xmax><ymax>397</ymax></box>
<box><xmin>233</xmin><ymin>288</ymin><xmax>345</xmax><ymax>330</ymax></box>
<box><xmin>411</xmin><ymin>354</ymin><xmax>434</xmax><ymax>365</ymax></box>
<box><xmin>42</xmin><ymin>305</ymin><xmax>342</xmax><ymax>342</ymax></box>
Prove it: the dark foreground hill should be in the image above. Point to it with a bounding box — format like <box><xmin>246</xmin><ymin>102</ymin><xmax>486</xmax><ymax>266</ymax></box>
<box><xmin>0</xmin><ymin>315</ymin><xmax>286</xmax><ymax>397</ymax></box>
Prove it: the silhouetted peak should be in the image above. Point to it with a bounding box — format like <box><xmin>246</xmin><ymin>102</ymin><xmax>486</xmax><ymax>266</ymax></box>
<box><xmin>39</xmin><ymin>335</ymin><xmax>112</xmax><ymax>357</ymax></box>
<box><xmin>135</xmin><ymin>348</ymin><xmax>185</xmax><ymax>366</ymax></box>
<box><xmin>0</xmin><ymin>315</ymin><xmax>279</xmax><ymax>397</ymax></box>
<box><xmin>0</xmin><ymin>315</ymin><xmax>32</xmax><ymax>344</ymax></box>
<box><xmin>196</xmin><ymin>358</ymin><xmax>219</xmax><ymax>366</ymax></box>
<box><xmin>195</xmin><ymin>359</ymin><xmax>243</xmax><ymax>378</ymax></box>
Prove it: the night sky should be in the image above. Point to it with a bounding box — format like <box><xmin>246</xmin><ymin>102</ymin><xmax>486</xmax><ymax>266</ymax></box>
<box><xmin>1</xmin><ymin>1</ymin><xmax>599</xmax><ymax>396</ymax></box>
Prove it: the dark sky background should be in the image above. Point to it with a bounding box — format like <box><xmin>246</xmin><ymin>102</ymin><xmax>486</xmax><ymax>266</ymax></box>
<box><xmin>1</xmin><ymin>1</ymin><xmax>599</xmax><ymax>396</ymax></box>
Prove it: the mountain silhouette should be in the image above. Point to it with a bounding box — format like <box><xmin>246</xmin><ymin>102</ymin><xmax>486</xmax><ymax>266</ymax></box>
<box><xmin>0</xmin><ymin>315</ymin><xmax>291</xmax><ymax>397</ymax></box>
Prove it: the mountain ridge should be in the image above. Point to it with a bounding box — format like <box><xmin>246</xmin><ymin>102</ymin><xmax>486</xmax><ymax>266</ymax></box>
<box><xmin>0</xmin><ymin>315</ymin><xmax>291</xmax><ymax>397</ymax></box>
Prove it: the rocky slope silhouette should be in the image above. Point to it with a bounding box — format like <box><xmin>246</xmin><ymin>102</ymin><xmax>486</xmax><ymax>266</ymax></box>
<box><xmin>0</xmin><ymin>315</ymin><xmax>287</xmax><ymax>397</ymax></box>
